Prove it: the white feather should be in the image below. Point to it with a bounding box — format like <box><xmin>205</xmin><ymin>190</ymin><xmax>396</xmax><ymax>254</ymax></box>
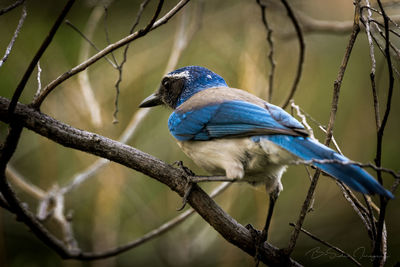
<box><xmin>177</xmin><ymin>137</ymin><xmax>298</xmax><ymax>194</ymax></box>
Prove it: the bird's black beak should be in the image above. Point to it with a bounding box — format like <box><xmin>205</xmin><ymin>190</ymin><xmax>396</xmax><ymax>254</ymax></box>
<box><xmin>139</xmin><ymin>93</ymin><xmax>163</xmax><ymax>108</ymax></box>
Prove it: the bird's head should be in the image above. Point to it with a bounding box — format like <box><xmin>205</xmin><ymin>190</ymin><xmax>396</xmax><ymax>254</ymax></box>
<box><xmin>139</xmin><ymin>66</ymin><xmax>228</xmax><ymax>109</ymax></box>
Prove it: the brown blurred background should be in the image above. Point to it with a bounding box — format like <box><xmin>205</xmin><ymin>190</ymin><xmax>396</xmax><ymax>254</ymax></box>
<box><xmin>0</xmin><ymin>0</ymin><xmax>399</xmax><ymax>266</ymax></box>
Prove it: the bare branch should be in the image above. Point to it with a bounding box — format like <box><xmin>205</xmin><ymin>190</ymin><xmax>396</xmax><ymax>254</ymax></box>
<box><xmin>373</xmin><ymin>1</ymin><xmax>395</xmax><ymax>265</ymax></box>
<box><xmin>73</xmin><ymin>6</ymin><xmax>106</xmax><ymax>127</ymax></box>
<box><xmin>0</xmin><ymin>0</ymin><xmax>24</xmax><ymax>16</ymax></box>
<box><xmin>289</xmin><ymin>223</ymin><xmax>362</xmax><ymax>266</ymax></box>
<box><xmin>336</xmin><ymin>181</ymin><xmax>375</xmax><ymax>239</ymax></box>
<box><xmin>0</xmin><ymin>4</ymin><xmax>26</xmax><ymax>68</ymax></box>
<box><xmin>280</xmin><ymin>0</ymin><xmax>305</xmax><ymax>109</ymax></box>
<box><xmin>0</xmin><ymin>192</ymin><xmax>12</xmax><ymax>212</ymax></box>
<box><xmin>0</xmin><ymin>97</ymin><xmax>301</xmax><ymax>266</ymax></box>
<box><xmin>256</xmin><ymin>0</ymin><xmax>276</xmax><ymax>102</ymax></box>
<box><xmin>283</xmin><ymin>10</ymin><xmax>400</xmax><ymax>37</ymax></box>
<box><xmin>32</xmin><ymin>0</ymin><xmax>189</xmax><ymax>109</ymax></box>
<box><xmin>53</xmin><ymin>191</ymin><xmax>78</xmax><ymax>251</ymax></box>
<box><xmin>8</xmin><ymin>0</ymin><xmax>75</xmax><ymax>114</ymax></box>
<box><xmin>6</xmin><ymin>166</ymin><xmax>45</xmax><ymax>200</ymax></box>
<box><xmin>290</xmin><ymin>100</ymin><xmax>315</xmax><ymax>140</ymax></box>
<box><xmin>111</xmin><ymin>0</ymin><xmax>151</xmax><ymax>124</ymax></box>
<box><xmin>78</xmin><ymin>182</ymin><xmax>230</xmax><ymax>260</ymax></box>
<box><xmin>65</xmin><ymin>19</ymin><xmax>117</xmax><ymax>67</ymax></box>
<box><xmin>363</xmin><ymin>0</ymin><xmax>381</xmax><ymax>131</ymax></box>
<box><xmin>33</xmin><ymin>61</ymin><xmax>43</xmax><ymax>101</ymax></box>
<box><xmin>0</xmin><ymin>0</ymin><xmax>77</xmax><ymax>259</ymax></box>
<box><xmin>102</xmin><ymin>3</ymin><xmax>119</xmax><ymax>67</ymax></box>
<box><xmin>285</xmin><ymin>0</ymin><xmax>362</xmax><ymax>255</ymax></box>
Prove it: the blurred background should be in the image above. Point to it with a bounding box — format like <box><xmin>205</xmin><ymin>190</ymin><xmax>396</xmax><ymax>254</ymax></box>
<box><xmin>0</xmin><ymin>0</ymin><xmax>399</xmax><ymax>266</ymax></box>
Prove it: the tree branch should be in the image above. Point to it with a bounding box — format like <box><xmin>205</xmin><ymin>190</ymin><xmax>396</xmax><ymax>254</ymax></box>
<box><xmin>289</xmin><ymin>223</ymin><xmax>361</xmax><ymax>266</ymax></box>
<box><xmin>280</xmin><ymin>0</ymin><xmax>305</xmax><ymax>109</ymax></box>
<box><xmin>32</xmin><ymin>0</ymin><xmax>189</xmax><ymax>109</ymax></box>
<box><xmin>285</xmin><ymin>0</ymin><xmax>362</xmax><ymax>255</ymax></box>
<box><xmin>256</xmin><ymin>0</ymin><xmax>276</xmax><ymax>102</ymax></box>
<box><xmin>0</xmin><ymin>97</ymin><xmax>301</xmax><ymax>266</ymax></box>
<box><xmin>9</xmin><ymin>0</ymin><xmax>75</xmax><ymax>114</ymax></box>
<box><xmin>373</xmin><ymin>1</ymin><xmax>395</xmax><ymax>265</ymax></box>
<box><xmin>0</xmin><ymin>0</ymin><xmax>24</xmax><ymax>16</ymax></box>
<box><xmin>0</xmin><ymin>4</ymin><xmax>26</xmax><ymax>68</ymax></box>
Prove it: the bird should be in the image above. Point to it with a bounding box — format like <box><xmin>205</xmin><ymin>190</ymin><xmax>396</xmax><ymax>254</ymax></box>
<box><xmin>139</xmin><ymin>65</ymin><xmax>394</xmax><ymax>243</ymax></box>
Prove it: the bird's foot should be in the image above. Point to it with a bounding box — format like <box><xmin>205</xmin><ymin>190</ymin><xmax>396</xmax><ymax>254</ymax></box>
<box><xmin>173</xmin><ymin>161</ymin><xmax>196</xmax><ymax>176</ymax></box>
<box><xmin>246</xmin><ymin>224</ymin><xmax>268</xmax><ymax>267</ymax></box>
<box><xmin>173</xmin><ymin>161</ymin><xmax>196</xmax><ymax>211</ymax></box>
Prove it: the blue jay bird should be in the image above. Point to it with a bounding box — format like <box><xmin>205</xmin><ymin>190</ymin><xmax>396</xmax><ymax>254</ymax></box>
<box><xmin>139</xmin><ymin>66</ymin><xmax>393</xmax><ymax>242</ymax></box>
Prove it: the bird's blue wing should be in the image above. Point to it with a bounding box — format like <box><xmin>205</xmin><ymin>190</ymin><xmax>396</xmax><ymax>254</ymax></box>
<box><xmin>168</xmin><ymin>100</ymin><xmax>306</xmax><ymax>141</ymax></box>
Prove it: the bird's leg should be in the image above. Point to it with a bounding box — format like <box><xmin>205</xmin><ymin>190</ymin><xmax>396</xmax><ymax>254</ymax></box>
<box><xmin>246</xmin><ymin>187</ymin><xmax>280</xmax><ymax>265</ymax></box>
<box><xmin>173</xmin><ymin>161</ymin><xmax>237</xmax><ymax>210</ymax></box>
<box><xmin>260</xmin><ymin>187</ymin><xmax>279</xmax><ymax>242</ymax></box>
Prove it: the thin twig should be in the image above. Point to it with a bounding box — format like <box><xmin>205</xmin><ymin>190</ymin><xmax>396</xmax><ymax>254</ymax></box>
<box><xmin>0</xmin><ymin>0</ymin><xmax>78</xmax><ymax>258</ymax></box>
<box><xmin>256</xmin><ymin>0</ymin><xmax>276</xmax><ymax>102</ymax></box>
<box><xmin>32</xmin><ymin>0</ymin><xmax>189</xmax><ymax>109</ymax></box>
<box><xmin>65</xmin><ymin>19</ymin><xmax>117</xmax><ymax>67</ymax></box>
<box><xmin>368</xmin><ymin>24</ymin><xmax>400</xmax><ymax>78</ymax></box>
<box><xmin>369</xmin><ymin>19</ymin><xmax>400</xmax><ymax>61</ymax></box>
<box><xmin>77</xmin><ymin>182</ymin><xmax>230</xmax><ymax>260</ymax></box>
<box><xmin>9</xmin><ymin>0</ymin><xmax>76</xmax><ymax>114</ymax></box>
<box><xmin>71</xmin><ymin>6</ymin><xmax>106</xmax><ymax>127</ymax></box>
<box><xmin>53</xmin><ymin>192</ymin><xmax>78</xmax><ymax>251</ymax></box>
<box><xmin>363</xmin><ymin>0</ymin><xmax>381</xmax><ymax>131</ymax></box>
<box><xmin>0</xmin><ymin>4</ymin><xmax>27</xmax><ymax>68</ymax></box>
<box><xmin>363</xmin><ymin>194</ymin><xmax>377</xmax><ymax>243</ymax></box>
<box><xmin>0</xmin><ymin>0</ymin><xmax>24</xmax><ymax>16</ymax></box>
<box><xmin>289</xmin><ymin>223</ymin><xmax>362</xmax><ymax>266</ymax></box>
<box><xmin>280</xmin><ymin>0</ymin><xmax>305</xmax><ymax>109</ymax></box>
<box><xmin>290</xmin><ymin>100</ymin><xmax>315</xmax><ymax>139</ymax></box>
<box><xmin>336</xmin><ymin>181</ymin><xmax>374</xmax><ymax>239</ymax></box>
<box><xmin>103</xmin><ymin>4</ymin><xmax>119</xmax><ymax>67</ymax></box>
<box><xmin>369</xmin><ymin>19</ymin><xmax>400</xmax><ymax>39</ymax></box>
<box><xmin>33</xmin><ymin>61</ymin><xmax>42</xmax><ymax>101</ymax></box>
<box><xmin>6</xmin><ymin>166</ymin><xmax>45</xmax><ymax>200</ymax></box>
<box><xmin>112</xmin><ymin>0</ymin><xmax>151</xmax><ymax>124</ymax></box>
<box><xmin>285</xmin><ymin>0</ymin><xmax>362</xmax><ymax>255</ymax></box>
<box><xmin>373</xmin><ymin>1</ymin><xmax>395</xmax><ymax>265</ymax></box>
<box><xmin>304</xmin><ymin>167</ymin><xmax>315</xmax><ymax>212</ymax></box>
<box><xmin>0</xmin><ymin>193</ymin><xmax>12</xmax><ymax>212</ymax></box>
<box><xmin>284</xmin><ymin>9</ymin><xmax>400</xmax><ymax>37</ymax></box>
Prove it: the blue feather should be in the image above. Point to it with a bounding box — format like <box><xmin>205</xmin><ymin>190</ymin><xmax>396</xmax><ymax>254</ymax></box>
<box><xmin>169</xmin><ymin>100</ymin><xmax>303</xmax><ymax>141</ymax></box>
<box><xmin>264</xmin><ymin>135</ymin><xmax>394</xmax><ymax>199</ymax></box>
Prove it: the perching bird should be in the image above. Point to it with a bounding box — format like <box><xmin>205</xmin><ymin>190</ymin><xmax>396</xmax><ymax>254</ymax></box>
<box><xmin>139</xmin><ymin>65</ymin><xmax>394</xmax><ymax>241</ymax></box>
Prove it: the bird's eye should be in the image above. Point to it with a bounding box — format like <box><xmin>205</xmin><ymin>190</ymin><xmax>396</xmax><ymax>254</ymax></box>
<box><xmin>162</xmin><ymin>78</ymin><xmax>170</xmax><ymax>88</ymax></box>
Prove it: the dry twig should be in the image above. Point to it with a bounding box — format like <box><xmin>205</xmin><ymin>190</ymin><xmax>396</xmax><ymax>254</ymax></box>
<box><xmin>0</xmin><ymin>4</ymin><xmax>26</xmax><ymax>68</ymax></box>
<box><xmin>280</xmin><ymin>0</ymin><xmax>305</xmax><ymax>109</ymax></box>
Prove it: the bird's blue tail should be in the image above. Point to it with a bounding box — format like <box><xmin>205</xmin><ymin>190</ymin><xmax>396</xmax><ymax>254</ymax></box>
<box><xmin>265</xmin><ymin>135</ymin><xmax>394</xmax><ymax>199</ymax></box>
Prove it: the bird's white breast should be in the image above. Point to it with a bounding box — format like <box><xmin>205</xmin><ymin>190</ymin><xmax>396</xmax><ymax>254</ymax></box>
<box><xmin>177</xmin><ymin>137</ymin><xmax>298</xmax><ymax>193</ymax></box>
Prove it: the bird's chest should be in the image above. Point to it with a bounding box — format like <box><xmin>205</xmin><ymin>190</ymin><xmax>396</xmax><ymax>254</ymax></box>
<box><xmin>177</xmin><ymin>137</ymin><xmax>294</xmax><ymax>184</ymax></box>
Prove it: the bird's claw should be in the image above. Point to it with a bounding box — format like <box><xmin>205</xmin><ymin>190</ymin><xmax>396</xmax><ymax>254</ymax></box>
<box><xmin>177</xmin><ymin>181</ymin><xmax>194</xmax><ymax>211</ymax></box>
<box><xmin>173</xmin><ymin>160</ymin><xmax>195</xmax><ymax>176</ymax></box>
<box><xmin>173</xmin><ymin>161</ymin><xmax>196</xmax><ymax>211</ymax></box>
<box><xmin>246</xmin><ymin>224</ymin><xmax>267</xmax><ymax>266</ymax></box>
